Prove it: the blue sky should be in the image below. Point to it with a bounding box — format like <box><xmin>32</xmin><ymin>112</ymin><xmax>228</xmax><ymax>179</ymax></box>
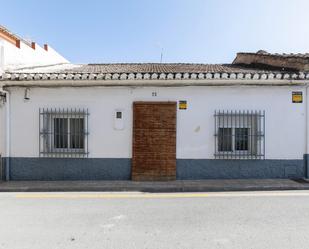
<box><xmin>1</xmin><ymin>0</ymin><xmax>309</xmax><ymax>64</ymax></box>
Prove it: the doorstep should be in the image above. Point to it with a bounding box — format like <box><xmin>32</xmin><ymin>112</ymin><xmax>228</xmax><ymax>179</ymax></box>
<box><xmin>0</xmin><ymin>179</ymin><xmax>309</xmax><ymax>192</ymax></box>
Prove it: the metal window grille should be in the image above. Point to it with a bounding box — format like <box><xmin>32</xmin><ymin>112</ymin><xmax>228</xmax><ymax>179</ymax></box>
<box><xmin>214</xmin><ymin>110</ymin><xmax>265</xmax><ymax>159</ymax></box>
<box><xmin>39</xmin><ymin>108</ymin><xmax>89</xmax><ymax>158</ymax></box>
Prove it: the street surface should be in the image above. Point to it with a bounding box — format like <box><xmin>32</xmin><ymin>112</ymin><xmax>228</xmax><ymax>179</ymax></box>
<box><xmin>0</xmin><ymin>191</ymin><xmax>309</xmax><ymax>249</ymax></box>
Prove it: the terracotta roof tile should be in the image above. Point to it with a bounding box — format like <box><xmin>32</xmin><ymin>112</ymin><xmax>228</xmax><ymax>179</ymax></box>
<box><xmin>63</xmin><ymin>63</ymin><xmax>282</xmax><ymax>74</ymax></box>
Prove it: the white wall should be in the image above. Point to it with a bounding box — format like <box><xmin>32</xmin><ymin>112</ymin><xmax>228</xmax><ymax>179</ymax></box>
<box><xmin>0</xmin><ymin>99</ymin><xmax>5</xmax><ymax>157</ymax></box>
<box><xmin>0</xmin><ymin>41</ymin><xmax>4</xmax><ymax>73</ymax></box>
<box><xmin>0</xmin><ymin>38</ymin><xmax>68</xmax><ymax>70</ymax></box>
<box><xmin>3</xmin><ymin>85</ymin><xmax>307</xmax><ymax>160</ymax></box>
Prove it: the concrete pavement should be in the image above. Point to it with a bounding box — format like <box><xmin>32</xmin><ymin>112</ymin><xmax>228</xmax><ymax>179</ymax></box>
<box><xmin>0</xmin><ymin>191</ymin><xmax>309</xmax><ymax>249</ymax></box>
<box><xmin>0</xmin><ymin>179</ymin><xmax>309</xmax><ymax>192</ymax></box>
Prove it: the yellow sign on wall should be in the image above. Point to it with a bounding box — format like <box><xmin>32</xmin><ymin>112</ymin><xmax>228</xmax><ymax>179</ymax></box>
<box><xmin>179</xmin><ymin>100</ymin><xmax>187</xmax><ymax>110</ymax></box>
<box><xmin>292</xmin><ymin>92</ymin><xmax>303</xmax><ymax>103</ymax></box>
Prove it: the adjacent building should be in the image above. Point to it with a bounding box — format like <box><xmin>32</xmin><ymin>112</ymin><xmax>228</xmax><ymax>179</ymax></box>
<box><xmin>0</xmin><ymin>24</ymin><xmax>69</xmax><ymax>72</ymax></box>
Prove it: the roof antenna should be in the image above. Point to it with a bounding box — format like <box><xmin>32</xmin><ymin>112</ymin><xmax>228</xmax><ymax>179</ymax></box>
<box><xmin>160</xmin><ymin>48</ymin><xmax>163</xmax><ymax>63</ymax></box>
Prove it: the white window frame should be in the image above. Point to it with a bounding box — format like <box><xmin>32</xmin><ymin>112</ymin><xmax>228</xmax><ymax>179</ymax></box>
<box><xmin>218</xmin><ymin>127</ymin><xmax>251</xmax><ymax>155</ymax></box>
<box><xmin>39</xmin><ymin>108</ymin><xmax>89</xmax><ymax>158</ymax></box>
<box><xmin>214</xmin><ymin>110</ymin><xmax>265</xmax><ymax>160</ymax></box>
<box><xmin>51</xmin><ymin>116</ymin><xmax>85</xmax><ymax>153</ymax></box>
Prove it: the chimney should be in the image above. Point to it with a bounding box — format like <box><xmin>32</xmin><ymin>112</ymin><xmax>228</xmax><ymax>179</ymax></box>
<box><xmin>44</xmin><ymin>44</ymin><xmax>48</xmax><ymax>51</ymax></box>
<box><xmin>16</xmin><ymin>39</ymin><xmax>20</xmax><ymax>48</ymax></box>
<box><xmin>31</xmin><ymin>42</ymin><xmax>36</xmax><ymax>50</ymax></box>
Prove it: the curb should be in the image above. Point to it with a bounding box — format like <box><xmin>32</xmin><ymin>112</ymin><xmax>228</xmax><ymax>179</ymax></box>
<box><xmin>1</xmin><ymin>185</ymin><xmax>309</xmax><ymax>192</ymax></box>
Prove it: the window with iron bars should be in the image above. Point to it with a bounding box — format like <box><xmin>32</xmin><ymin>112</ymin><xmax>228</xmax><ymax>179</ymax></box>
<box><xmin>214</xmin><ymin>110</ymin><xmax>265</xmax><ymax>159</ymax></box>
<box><xmin>39</xmin><ymin>108</ymin><xmax>89</xmax><ymax>157</ymax></box>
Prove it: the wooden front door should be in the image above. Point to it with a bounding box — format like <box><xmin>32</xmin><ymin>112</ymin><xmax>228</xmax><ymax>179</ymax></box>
<box><xmin>132</xmin><ymin>102</ymin><xmax>177</xmax><ymax>181</ymax></box>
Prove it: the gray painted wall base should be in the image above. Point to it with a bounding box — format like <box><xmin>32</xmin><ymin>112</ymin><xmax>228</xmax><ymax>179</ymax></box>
<box><xmin>0</xmin><ymin>157</ymin><xmax>6</xmax><ymax>181</ymax></box>
<box><xmin>177</xmin><ymin>159</ymin><xmax>305</xmax><ymax>179</ymax></box>
<box><xmin>9</xmin><ymin>158</ymin><xmax>131</xmax><ymax>181</ymax></box>
<box><xmin>4</xmin><ymin>157</ymin><xmax>307</xmax><ymax>181</ymax></box>
<box><xmin>304</xmin><ymin>154</ymin><xmax>309</xmax><ymax>178</ymax></box>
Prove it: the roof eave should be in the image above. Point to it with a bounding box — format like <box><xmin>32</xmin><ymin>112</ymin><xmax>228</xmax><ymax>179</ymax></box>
<box><xmin>1</xmin><ymin>79</ymin><xmax>307</xmax><ymax>88</ymax></box>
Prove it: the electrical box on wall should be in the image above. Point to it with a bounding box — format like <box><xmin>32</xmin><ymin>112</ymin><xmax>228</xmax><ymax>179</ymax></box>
<box><xmin>114</xmin><ymin>109</ymin><xmax>124</xmax><ymax>130</ymax></box>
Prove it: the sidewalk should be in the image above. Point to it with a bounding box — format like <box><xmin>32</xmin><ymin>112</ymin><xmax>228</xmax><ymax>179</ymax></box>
<box><xmin>0</xmin><ymin>179</ymin><xmax>309</xmax><ymax>192</ymax></box>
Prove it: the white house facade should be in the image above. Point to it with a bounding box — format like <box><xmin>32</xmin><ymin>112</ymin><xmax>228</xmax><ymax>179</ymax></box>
<box><xmin>1</xmin><ymin>57</ymin><xmax>309</xmax><ymax>181</ymax></box>
<box><xmin>0</xmin><ymin>26</ymin><xmax>309</xmax><ymax>181</ymax></box>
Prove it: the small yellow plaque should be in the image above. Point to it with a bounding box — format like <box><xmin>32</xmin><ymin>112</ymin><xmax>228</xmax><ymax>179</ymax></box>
<box><xmin>292</xmin><ymin>92</ymin><xmax>303</xmax><ymax>103</ymax></box>
<box><xmin>179</xmin><ymin>100</ymin><xmax>187</xmax><ymax>110</ymax></box>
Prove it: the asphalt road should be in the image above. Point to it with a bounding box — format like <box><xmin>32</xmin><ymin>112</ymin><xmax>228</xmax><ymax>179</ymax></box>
<box><xmin>0</xmin><ymin>191</ymin><xmax>309</xmax><ymax>249</ymax></box>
